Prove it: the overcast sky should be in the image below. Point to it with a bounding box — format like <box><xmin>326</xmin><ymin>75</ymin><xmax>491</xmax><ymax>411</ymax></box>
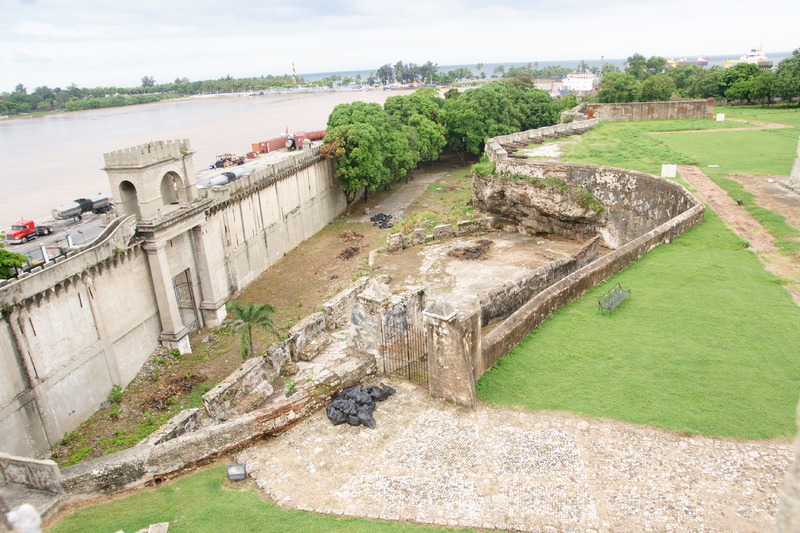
<box><xmin>2</xmin><ymin>0</ymin><xmax>798</xmax><ymax>92</ymax></box>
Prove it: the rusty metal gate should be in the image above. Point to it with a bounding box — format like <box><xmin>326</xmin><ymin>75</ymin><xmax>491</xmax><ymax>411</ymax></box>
<box><xmin>172</xmin><ymin>269</ymin><xmax>199</xmax><ymax>332</ymax></box>
<box><xmin>381</xmin><ymin>316</ymin><xmax>429</xmax><ymax>388</ymax></box>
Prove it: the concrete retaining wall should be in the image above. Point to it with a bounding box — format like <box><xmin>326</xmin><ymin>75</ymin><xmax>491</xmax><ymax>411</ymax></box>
<box><xmin>0</xmin><ymin>148</ymin><xmax>346</xmax><ymax>458</ymax></box>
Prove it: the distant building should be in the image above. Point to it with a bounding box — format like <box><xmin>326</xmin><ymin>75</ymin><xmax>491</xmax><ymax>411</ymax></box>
<box><xmin>562</xmin><ymin>73</ymin><xmax>596</xmax><ymax>93</ymax></box>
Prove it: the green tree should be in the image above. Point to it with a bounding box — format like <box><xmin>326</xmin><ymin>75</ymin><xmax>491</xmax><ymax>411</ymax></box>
<box><xmin>720</xmin><ymin>63</ymin><xmax>761</xmax><ymax>92</ymax></box>
<box><xmin>685</xmin><ymin>67</ymin><xmax>723</xmax><ymax>98</ymax></box>
<box><xmin>492</xmin><ymin>65</ymin><xmax>505</xmax><ymax>78</ymax></box>
<box><xmin>376</xmin><ymin>64</ymin><xmax>393</xmax><ymax>85</ymax></box>
<box><xmin>442</xmin><ymin>82</ymin><xmax>557</xmax><ymax>155</ymax></box>
<box><xmin>419</xmin><ymin>61</ymin><xmax>438</xmax><ymax>83</ymax></box>
<box><xmin>0</xmin><ymin>237</ymin><xmax>27</xmax><ymax>279</ymax></box>
<box><xmin>226</xmin><ymin>300</ymin><xmax>278</xmax><ymax>360</ymax></box>
<box><xmin>385</xmin><ymin>89</ymin><xmax>446</xmax><ymax>163</ymax></box>
<box><xmin>625</xmin><ymin>53</ymin><xmax>648</xmax><ymax>80</ymax></box>
<box><xmin>321</xmin><ymin>122</ymin><xmax>389</xmax><ymax>207</ymax></box>
<box><xmin>625</xmin><ymin>54</ymin><xmax>666</xmax><ymax>80</ymax></box>
<box><xmin>598</xmin><ymin>72</ymin><xmax>639</xmax><ymax>102</ymax></box>
<box><xmin>601</xmin><ymin>63</ymin><xmax>620</xmax><ymax>76</ymax></box>
<box><xmin>322</xmin><ymin>101</ymin><xmax>414</xmax><ymax>206</ymax></box>
<box><xmin>141</xmin><ymin>76</ymin><xmax>156</xmax><ymax>88</ymax></box>
<box><xmin>639</xmin><ymin>73</ymin><xmax>676</xmax><ymax>101</ymax></box>
<box><xmin>503</xmin><ymin>66</ymin><xmax>535</xmax><ymax>90</ymax></box>
<box><xmin>774</xmin><ymin>48</ymin><xmax>800</xmax><ymax>106</ymax></box>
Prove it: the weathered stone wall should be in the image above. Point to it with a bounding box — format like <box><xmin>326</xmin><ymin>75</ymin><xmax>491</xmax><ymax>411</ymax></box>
<box><xmin>585</xmin><ymin>99</ymin><xmax>714</xmax><ymax>122</ymax></box>
<box><xmin>0</xmin><ymin>218</ymin><xmax>159</xmax><ymax>458</ymax></box>
<box><xmin>469</xmin><ymin>122</ymin><xmax>704</xmax><ymax>385</ymax></box>
<box><xmin>60</xmin><ymin>352</ymin><xmax>375</xmax><ymax>496</ymax></box>
<box><xmin>480</xmin><ymin>202</ymin><xmax>704</xmax><ymax>371</ymax></box>
<box><xmin>202</xmin><ymin>358</ymin><xmax>274</xmax><ymax>420</ymax></box>
<box><xmin>477</xmin><ymin>160</ymin><xmax>697</xmax><ymax>249</ymax></box>
<box><xmin>484</xmin><ymin>119</ymin><xmax>599</xmax><ymax>161</ymax></box>
<box><xmin>478</xmin><ymin>236</ymin><xmax>600</xmax><ymax>327</ymax></box>
<box><xmin>0</xmin><ymin>147</ymin><xmax>346</xmax><ymax>458</ymax></box>
<box><xmin>385</xmin><ymin>217</ymin><xmax>497</xmax><ymax>254</ymax></box>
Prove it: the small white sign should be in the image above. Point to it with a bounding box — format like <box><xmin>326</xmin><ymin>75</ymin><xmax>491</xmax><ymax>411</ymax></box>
<box><xmin>661</xmin><ymin>164</ymin><xmax>677</xmax><ymax>178</ymax></box>
<box><xmin>716</xmin><ymin>113</ymin><xmax>725</xmax><ymax>122</ymax></box>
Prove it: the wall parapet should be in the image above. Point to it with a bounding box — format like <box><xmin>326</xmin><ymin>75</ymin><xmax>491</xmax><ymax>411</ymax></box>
<box><xmin>0</xmin><ymin>452</ymin><xmax>62</xmax><ymax>493</ymax></box>
<box><xmin>0</xmin><ymin>216</ymin><xmax>139</xmax><ymax>309</ymax></box>
<box><xmin>103</xmin><ymin>139</ymin><xmax>193</xmax><ymax>169</ymax></box>
<box><xmin>484</xmin><ymin>119</ymin><xmax>599</xmax><ymax>162</ymax></box>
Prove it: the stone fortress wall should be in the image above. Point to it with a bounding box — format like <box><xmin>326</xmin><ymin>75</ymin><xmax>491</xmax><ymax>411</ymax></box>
<box><xmin>0</xmin><ymin>143</ymin><xmax>345</xmax><ymax>458</ymax></box>
<box><xmin>585</xmin><ymin>98</ymin><xmax>714</xmax><ymax>121</ymax></box>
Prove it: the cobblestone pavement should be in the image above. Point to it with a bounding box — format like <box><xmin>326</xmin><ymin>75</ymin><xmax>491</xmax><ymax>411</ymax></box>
<box><xmin>238</xmin><ymin>380</ymin><xmax>792</xmax><ymax>532</ymax></box>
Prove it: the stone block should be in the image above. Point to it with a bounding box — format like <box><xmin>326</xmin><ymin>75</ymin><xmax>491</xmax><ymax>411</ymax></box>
<box><xmin>139</xmin><ymin>408</ymin><xmax>202</xmax><ymax>446</ymax></box>
<box><xmin>433</xmin><ymin>224</ymin><xmax>454</xmax><ymax>240</ymax></box>
<box><xmin>457</xmin><ymin>220</ymin><xmax>481</xmax><ymax>236</ymax></box>
<box><xmin>411</xmin><ymin>228</ymin><xmax>427</xmax><ymax>245</ymax></box>
<box><xmin>287</xmin><ymin>312</ymin><xmax>327</xmax><ymax>361</ymax></box>
<box><xmin>202</xmin><ymin>357</ymin><xmax>273</xmax><ymax>419</ymax></box>
<box><xmin>386</xmin><ymin>233</ymin><xmax>403</xmax><ymax>253</ymax></box>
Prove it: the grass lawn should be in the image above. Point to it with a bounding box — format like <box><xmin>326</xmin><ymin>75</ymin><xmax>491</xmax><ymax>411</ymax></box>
<box><xmin>477</xmin><ymin>209</ymin><xmax>800</xmax><ymax>439</ymax></box>
<box><xmin>46</xmin><ymin>465</ymin><xmax>476</xmax><ymax>533</ymax></box>
<box><xmin>478</xmin><ymin>111</ymin><xmax>800</xmax><ymax>439</ymax></box>
<box><xmin>655</xmin><ymin>124</ymin><xmax>800</xmax><ymax>253</ymax></box>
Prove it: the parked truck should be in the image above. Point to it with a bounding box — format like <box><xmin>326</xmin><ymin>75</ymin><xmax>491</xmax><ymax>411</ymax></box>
<box><xmin>51</xmin><ymin>194</ymin><xmax>112</xmax><ymax>221</ymax></box>
<box><xmin>3</xmin><ymin>220</ymin><xmax>53</xmax><ymax>244</ymax></box>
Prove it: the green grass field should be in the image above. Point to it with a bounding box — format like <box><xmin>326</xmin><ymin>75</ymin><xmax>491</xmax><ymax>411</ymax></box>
<box><xmin>478</xmin><ymin>110</ymin><xmax>800</xmax><ymax>439</ymax></box>
<box><xmin>47</xmin><ymin>465</ymin><xmax>475</xmax><ymax>533</ymax></box>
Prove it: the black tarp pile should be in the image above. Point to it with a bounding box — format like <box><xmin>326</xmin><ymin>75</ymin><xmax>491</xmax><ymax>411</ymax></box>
<box><xmin>325</xmin><ymin>383</ymin><xmax>396</xmax><ymax>429</ymax></box>
<box><xmin>370</xmin><ymin>213</ymin><xmax>394</xmax><ymax>229</ymax></box>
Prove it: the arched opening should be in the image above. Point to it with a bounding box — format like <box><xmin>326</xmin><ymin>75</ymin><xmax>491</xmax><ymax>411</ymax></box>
<box><xmin>161</xmin><ymin>172</ymin><xmax>184</xmax><ymax>205</ymax></box>
<box><xmin>119</xmin><ymin>180</ymin><xmax>141</xmax><ymax>219</ymax></box>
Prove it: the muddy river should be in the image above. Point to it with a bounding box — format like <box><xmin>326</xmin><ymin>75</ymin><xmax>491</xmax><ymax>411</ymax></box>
<box><xmin>0</xmin><ymin>89</ymin><xmax>410</xmax><ymax>222</ymax></box>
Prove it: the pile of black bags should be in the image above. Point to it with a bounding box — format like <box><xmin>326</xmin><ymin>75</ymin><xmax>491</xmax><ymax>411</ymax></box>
<box><xmin>326</xmin><ymin>383</ymin><xmax>396</xmax><ymax>429</ymax></box>
<box><xmin>369</xmin><ymin>213</ymin><xmax>393</xmax><ymax>229</ymax></box>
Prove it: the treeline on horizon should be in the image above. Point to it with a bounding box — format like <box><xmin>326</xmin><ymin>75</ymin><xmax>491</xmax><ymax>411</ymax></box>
<box><xmin>0</xmin><ymin>60</ymin><xmax>577</xmax><ymax>116</ymax></box>
<box><xmin>3</xmin><ymin>49</ymin><xmax>799</xmax><ymax>117</ymax></box>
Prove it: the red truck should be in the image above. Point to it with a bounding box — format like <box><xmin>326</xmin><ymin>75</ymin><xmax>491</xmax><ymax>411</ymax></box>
<box><xmin>4</xmin><ymin>220</ymin><xmax>53</xmax><ymax>244</ymax></box>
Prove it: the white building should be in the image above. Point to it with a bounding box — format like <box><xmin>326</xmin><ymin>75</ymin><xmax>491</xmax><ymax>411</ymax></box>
<box><xmin>562</xmin><ymin>73</ymin><xmax>596</xmax><ymax>93</ymax></box>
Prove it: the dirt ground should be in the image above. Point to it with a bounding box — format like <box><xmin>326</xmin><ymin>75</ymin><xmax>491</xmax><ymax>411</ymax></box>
<box><xmin>678</xmin><ymin>165</ymin><xmax>800</xmax><ymax>305</ymax></box>
<box><xmin>730</xmin><ymin>173</ymin><xmax>800</xmax><ymax>231</ymax></box>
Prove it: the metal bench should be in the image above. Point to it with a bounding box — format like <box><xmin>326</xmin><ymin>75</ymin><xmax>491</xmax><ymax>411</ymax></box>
<box><xmin>598</xmin><ymin>283</ymin><xmax>631</xmax><ymax>314</ymax></box>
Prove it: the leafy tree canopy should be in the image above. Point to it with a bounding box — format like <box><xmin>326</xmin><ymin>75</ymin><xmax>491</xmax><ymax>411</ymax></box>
<box><xmin>0</xmin><ymin>238</ymin><xmax>27</xmax><ymax>279</ymax></box>
<box><xmin>442</xmin><ymin>82</ymin><xmax>557</xmax><ymax>154</ymax></box>
<box><xmin>598</xmin><ymin>72</ymin><xmax>639</xmax><ymax>102</ymax></box>
<box><xmin>639</xmin><ymin>73</ymin><xmax>676</xmax><ymax>101</ymax></box>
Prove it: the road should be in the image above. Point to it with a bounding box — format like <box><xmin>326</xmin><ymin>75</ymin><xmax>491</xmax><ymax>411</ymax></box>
<box><xmin>6</xmin><ymin>215</ymin><xmax>104</xmax><ymax>264</ymax></box>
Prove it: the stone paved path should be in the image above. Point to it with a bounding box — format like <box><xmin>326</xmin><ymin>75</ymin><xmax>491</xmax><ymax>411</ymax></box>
<box><xmin>238</xmin><ymin>380</ymin><xmax>792</xmax><ymax>532</ymax></box>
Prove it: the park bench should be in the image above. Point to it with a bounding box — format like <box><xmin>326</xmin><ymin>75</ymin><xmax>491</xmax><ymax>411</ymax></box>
<box><xmin>598</xmin><ymin>283</ymin><xmax>631</xmax><ymax>315</ymax></box>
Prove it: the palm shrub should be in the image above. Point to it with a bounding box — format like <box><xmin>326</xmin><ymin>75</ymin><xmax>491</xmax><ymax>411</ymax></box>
<box><xmin>226</xmin><ymin>300</ymin><xmax>278</xmax><ymax>360</ymax></box>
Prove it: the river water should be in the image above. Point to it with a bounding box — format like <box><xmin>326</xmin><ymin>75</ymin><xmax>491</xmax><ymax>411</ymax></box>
<box><xmin>0</xmin><ymin>89</ymin><xmax>409</xmax><ymax>222</ymax></box>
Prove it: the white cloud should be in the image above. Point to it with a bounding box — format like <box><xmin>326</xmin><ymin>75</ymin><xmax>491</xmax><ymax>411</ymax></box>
<box><xmin>1</xmin><ymin>0</ymin><xmax>798</xmax><ymax>91</ymax></box>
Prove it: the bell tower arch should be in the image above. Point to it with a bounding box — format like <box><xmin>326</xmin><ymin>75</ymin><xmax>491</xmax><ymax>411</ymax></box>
<box><xmin>102</xmin><ymin>139</ymin><xmax>197</xmax><ymax>220</ymax></box>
